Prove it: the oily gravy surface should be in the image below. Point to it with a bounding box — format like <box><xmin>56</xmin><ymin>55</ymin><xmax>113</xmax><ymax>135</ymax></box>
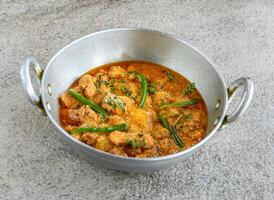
<box><xmin>59</xmin><ymin>61</ymin><xmax>208</xmax><ymax>157</ymax></box>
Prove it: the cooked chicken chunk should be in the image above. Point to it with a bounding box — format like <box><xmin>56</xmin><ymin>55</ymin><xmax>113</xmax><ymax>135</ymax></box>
<box><xmin>59</xmin><ymin>91</ymin><xmax>80</xmax><ymax>108</ymax></box>
<box><xmin>79</xmin><ymin>74</ymin><xmax>93</xmax><ymax>90</ymax></box>
<box><xmin>108</xmin><ymin>66</ymin><xmax>127</xmax><ymax>78</ymax></box>
<box><xmin>119</xmin><ymin>96</ymin><xmax>135</xmax><ymax>114</ymax></box>
<box><xmin>153</xmin><ymin>91</ymin><xmax>174</xmax><ymax>106</ymax></box>
<box><xmin>78</xmin><ymin>105</ymin><xmax>99</xmax><ymax>124</ymax></box>
<box><xmin>95</xmin><ymin>135</ymin><xmax>112</xmax><ymax>151</ymax></box>
<box><xmin>108</xmin><ymin>115</ymin><xmax>126</xmax><ymax>125</ymax></box>
<box><xmin>59</xmin><ymin>108</ymin><xmax>81</xmax><ymax>125</ymax></box>
<box><xmin>81</xmin><ymin>133</ymin><xmax>98</xmax><ymax>146</ymax></box>
<box><xmin>108</xmin><ymin>131</ymin><xmax>126</xmax><ymax>146</ymax></box>
<box><xmin>142</xmin><ymin>134</ymin><xmax>154</xmax><ymax>149</ymax></box>
<box><xmin>79</xmin><ymin>74</ymin><xmax>96</xmax><ymax>99</ymax></box>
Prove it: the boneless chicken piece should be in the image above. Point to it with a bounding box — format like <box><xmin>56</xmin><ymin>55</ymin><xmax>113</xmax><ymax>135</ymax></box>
<box><xmin>101</xmin><ymin>93</ymin><xmax>124</xmax><ymax>114</ymax></box>
<box><xmin>78</xmin><ymin>105</ymin><xmax>99</xmax><ymax>124</ymax></box>
<box><xmin>59</xmin><ymin>108</ymin><xmax>81</xmax><ymax>125</ymax></box>
<box><xmin>153</xmin><ymin>91</ymin><xmax>174</xmax><ymax>106</ymax></box>
<box><xmin>142</xmin><ymin>134</ymin><xmax>154</xmax><ymax>149</ymax></box>
<box><xmin>81</xmin><ymin>133</ymin><xmax>98</xmax><ymax>146</ymax></box>
<box><xmin>94</xmin><ymin>70</ymin><xmax>109</xmax><ymax>83</ymax></box>
<box><xmin>119</xmin><ymin>96</ymin><xmax>135</xmax><ymax>114</ymax></box>
<box><xmin>108</xmin><ymin>66</ymin><xmax>127</xmax><ymax>78</ymax></box>
<box><xmin>60</xmin><ymin>104</ymin><xmax>99</xmax><ymax>126</ymax></box>
<box><xmin>78</xmin><ymin>74</ymin><xmax>97</xmax><ymax>99</ymax></box>
<box><xmin>108</xmin><ymin>131</ymin><xmax>126</xmax><ymax>146</ymax></box>
<box><xmin>59</xmin><ymin>88</ymin><xmax>81</xmax><ymax>108</ymax></box>
<box><xmin>108</xmin><ymin>115</ymin><xmax>126</xmax><ymax>125</ymax></box>
<box><xmin>95</xmin><ymin>135</ymin><xmax>112</xmax><ymax>151</ymax></box>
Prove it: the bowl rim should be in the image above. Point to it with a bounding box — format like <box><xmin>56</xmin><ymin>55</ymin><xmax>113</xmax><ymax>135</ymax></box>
<box><xmin>41</xmin><ymin>27</ymin><xmax>228</xmax><ymax>162</ymax></box>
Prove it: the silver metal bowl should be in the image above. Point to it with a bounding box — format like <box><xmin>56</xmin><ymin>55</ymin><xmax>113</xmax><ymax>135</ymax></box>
<box><xmin>20</xmin><ymin>28</ymin><xmax>254</xmax><ymax>172</ymax></box>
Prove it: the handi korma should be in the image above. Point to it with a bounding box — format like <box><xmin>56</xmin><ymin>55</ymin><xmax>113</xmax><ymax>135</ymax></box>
<box><xmin>59</xmin><ymin>61</ymin><xmax>208</xmax><ymax>157</ymax></box>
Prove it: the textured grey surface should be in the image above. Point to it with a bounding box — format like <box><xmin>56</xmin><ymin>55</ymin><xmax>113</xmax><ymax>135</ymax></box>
<box><xmin>0</xmin><ymin>0</ymin><xmax>273</xmax><ymax>199</ymax></box>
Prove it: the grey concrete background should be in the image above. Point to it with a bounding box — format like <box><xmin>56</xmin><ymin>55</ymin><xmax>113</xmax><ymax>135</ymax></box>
<box><xmin>0</xmin><ymin>0</ymin><xmax>273</xmax><ymax>199</ymax></box>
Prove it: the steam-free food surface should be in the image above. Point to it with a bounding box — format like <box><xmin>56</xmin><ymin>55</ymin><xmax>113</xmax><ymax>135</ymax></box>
<box><xmin>59</xmin><ymin>61</ymin><xmax>208</xmax><ymax>157</ymax></box>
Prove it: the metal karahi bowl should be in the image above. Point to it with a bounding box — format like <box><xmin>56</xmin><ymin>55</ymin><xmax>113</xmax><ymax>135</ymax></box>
<box><xmin>20</xmin><ymin>28</ymin><xmax>254</xmax><ymax>172</ymax></box>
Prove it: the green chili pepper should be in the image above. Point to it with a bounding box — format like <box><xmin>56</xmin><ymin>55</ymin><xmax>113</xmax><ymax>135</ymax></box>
<box><xmin>183</xmin><ymin>82</ymin><xmax>196</xmax><ymax>96</ymax></box>
<box><xmin>130</xmin><ymin>72</ymin><xmax>148</xmax><ymax>108</ymax></box>
<box><xmin>166</xmin><ymin>70</ymin><xmax>175</xmax><ymax>81</ymax></box>
<box><xmin>71</xmin><ymin>123</ymin><xmax>128</xmax><ymax>134</ymax></box>
<box><xmin>160</xmin><ymin>99</ymin><xmax>198</xmax><ymax>109</ymax></box>
<box><xmin>69</xmin><ymin>89</ymin><xmax>107</xmax><ymax>117</ymax></box>
<box><xmin>158</xmin><ymin>115</ymin><xmax>184</xmax><ymax>148</ymax></box>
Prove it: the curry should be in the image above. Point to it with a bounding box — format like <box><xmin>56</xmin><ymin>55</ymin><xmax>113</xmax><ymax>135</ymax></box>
<box><xmin>59</xmin><ymin>61</ymin><xmax>208</xmax><ymax>157</ymax></box>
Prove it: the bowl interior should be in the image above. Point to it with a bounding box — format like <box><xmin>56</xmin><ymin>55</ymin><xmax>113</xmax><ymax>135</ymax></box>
<box><xmin>42</xmin><ymin>29</ymin><xmax>227</xmax><ymax>138</ymax></box>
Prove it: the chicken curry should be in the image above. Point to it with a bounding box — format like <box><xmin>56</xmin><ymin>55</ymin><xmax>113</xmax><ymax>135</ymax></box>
<box><xmin>59</xmin><ymin>61</ymin><xmax>208</xmax><ymax>157</ymax></box>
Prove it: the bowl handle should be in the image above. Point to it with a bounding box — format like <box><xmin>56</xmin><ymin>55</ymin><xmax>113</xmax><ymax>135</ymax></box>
<box><xmin>20</xmin><ymin>55</ymin><xmax>45</xmax><ymax>112</ymax></box>
<box><xmin>220</xmin><ymin>77</ymin><xmax>254</xmax><ymax>129</ymax></box>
